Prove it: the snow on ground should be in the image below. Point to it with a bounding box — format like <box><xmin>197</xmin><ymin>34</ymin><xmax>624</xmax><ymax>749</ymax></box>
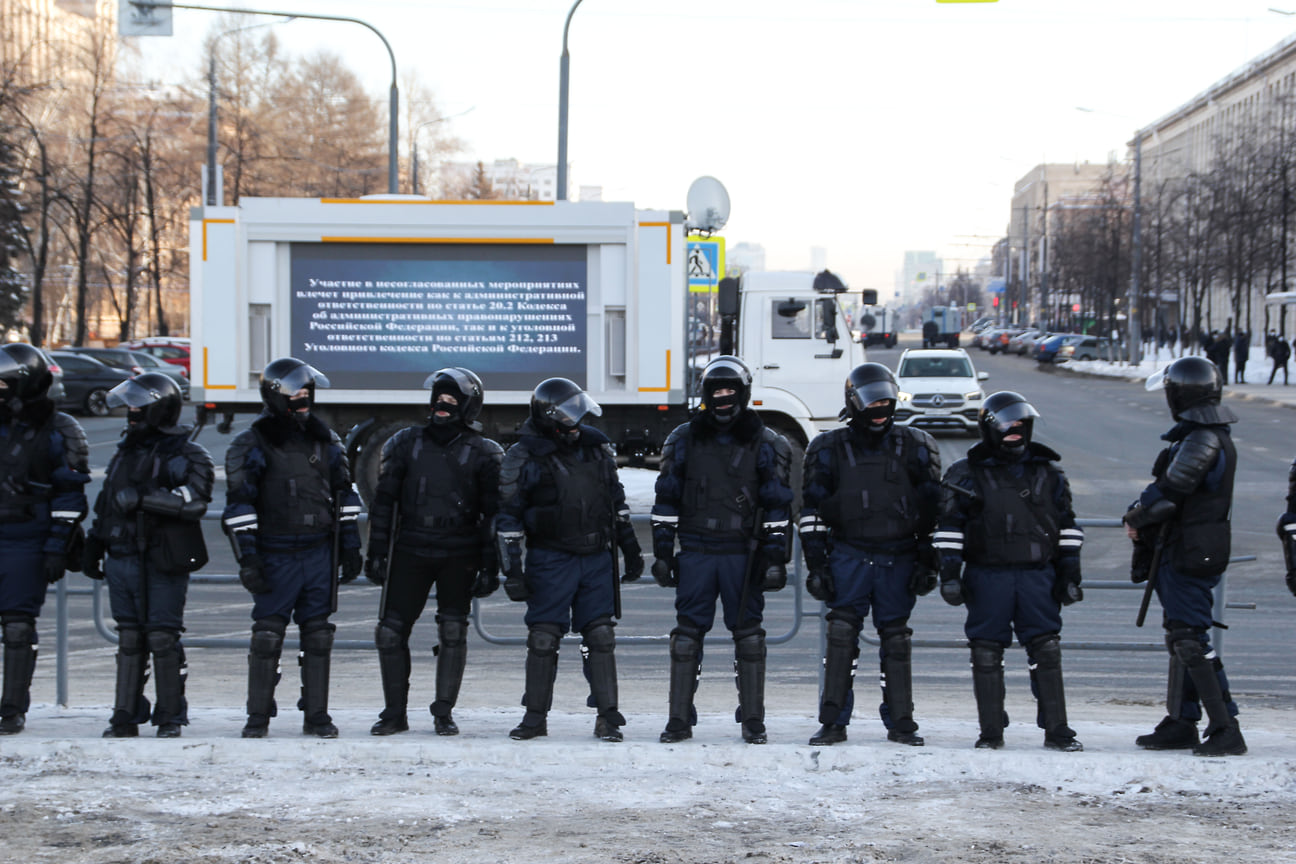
<box><xmin>5</xmin><ymin>694</ymin><xmax>1296</xmax><ymax>863</ymax></box>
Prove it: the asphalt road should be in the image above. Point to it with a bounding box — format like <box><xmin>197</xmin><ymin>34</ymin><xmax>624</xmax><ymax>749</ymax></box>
<box><xmin>43</xmin><ymin>339</ymin><xmax>1296</xmax><ymax>728</ymax></box>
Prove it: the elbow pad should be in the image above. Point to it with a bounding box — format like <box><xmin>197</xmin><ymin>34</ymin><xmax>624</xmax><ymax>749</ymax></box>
<box><xmin>1161</xmin><ymin>429</ymin><xmax>1222</xmax><ymax>498</ymax></box>
<box><xmin>141</xmin><ymin>491</ymin><xmax>207</xmax><ymax>521</ymax></box>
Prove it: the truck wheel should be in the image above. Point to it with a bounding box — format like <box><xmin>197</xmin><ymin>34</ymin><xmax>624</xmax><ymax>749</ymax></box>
<box><xmin>351</xmin><ymin>421</ymin><xmax>405</xmax><ymax>507</ymax></box>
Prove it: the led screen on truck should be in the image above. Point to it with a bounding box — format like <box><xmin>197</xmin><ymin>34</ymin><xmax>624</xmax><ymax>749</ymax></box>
<box><xmin>290</xmin><ymin>242</ymin><xmax>588</xmax><ymax>391</ymax></box>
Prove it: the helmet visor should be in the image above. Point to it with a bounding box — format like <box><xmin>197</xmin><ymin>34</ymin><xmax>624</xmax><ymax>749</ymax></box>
<box><xmin>550</xmin><ymin>391</ymin><xmax>602</xmax><ymax>428</ymax></box>
<box><xmin>846</xmin><ymin>379</ymin><xmax>899</xmax><ymax>413</ymax></box>
<box><xmin>423</xmin><ymin>368</ymin><xmax>474</xmax><ymax>394</ymax></box>
<box><xmin>982</xmin><ymin>400</ymin><xmax>1040</xmax><ymax>433</ymax></box>
<box><xmin>264</xmin><ymin>363</ymin><xmax>330</xmax><ymax>395</ymax></box>
<box><xmin>106</xmin><ymin>377</ymin><xmax>167</xmax><ymax>410</ymax></box>
<box><xmin>1144</xmin><ymin>367</ymin><xmax>1168</xmax><ymax>392</ymax></box>
<box><xmin>0</xmin><ymin>350</ymin><xmax>22</xmax><ymax>382</ymax></box>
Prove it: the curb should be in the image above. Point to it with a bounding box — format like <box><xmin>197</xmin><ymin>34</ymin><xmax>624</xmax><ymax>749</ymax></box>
<box><xmin>1051</xmin><ymin>359</ymin><xmax>1296</xmax><ymax>409</ymax></box>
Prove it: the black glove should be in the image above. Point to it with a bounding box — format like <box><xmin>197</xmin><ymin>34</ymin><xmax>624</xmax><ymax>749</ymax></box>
<box><xmin>1052</xmin><ymin>558</ymin><xmax>1083</xmax><ymax>606</ymax></box>
<box><xmin>939</xmin><ymin>577</ymin><xmax>965</xmax><ymax>607</ymax></box>
<box><xmin>364</xmin><ymin>554</ymin><xmax>388</xmax><ymax>586</ymax></box>
<box><xmin>472</xmin><ymin>566</ymin><xmax>501</xmax><ymax>598</ymax></box>
<box><xmin>1130</xmin><ymin>541</ymin><xmax>1152</xmax><ymax>584</ymax></box>
<box><xmin>908</xmin><ymin>542</ymin><xmax>939</xmax><ymax>596</ymax></box>
<box><xmin>651</xmin><ymin>556</ymin><xmax>679</xmax><ymax>588</ymax></box>
<box><xmin>760</xmin><ymin>561</ymin><xmax>788</xmax><ymax>592</ymax></box>
<box><xmin>113</xmin><ymin>487</ymin><xmax>140</xmax><ymax>514</ymax></box>
<box><xmin>43</xmin><ymin>552</ymin><xmax>67</xmax><ymax>585</ymax></box>
<box><xmin>339</xmin><ymin>548</ymin><xmax>363</xmax><ymax>584</ymax></box>
<box><xmin>622</xmin><ymin>551</ymin><xmax>644</xmax><ymax>583</ymax></box>
<box><xmin>239</xmin><ymin>553</ymin><xmax>271</xmax><ymax>594</ymax></box>
<box><xmin>503</xmin><ymin>557</ymin><xmax>528</xmax><ymax>601</ymax></box>
<box><xmin>82</xmin><ymin>534</ymin><xmax>106</xmax><ymax>581</ymax></box>
<box><xmin>805</xmin><ymin>566</ymin><xmax>833</xmax><ymax>602</ymax></box>
<box><xmin>761</xmin><ymin>531</ymin><xmax>791</xmax><ymax>566</ymax></box>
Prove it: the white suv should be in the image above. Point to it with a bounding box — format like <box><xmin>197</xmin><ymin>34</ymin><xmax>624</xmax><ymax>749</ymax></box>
<box><xmin>892</xmin><ymin>348</ymin><xmax>989</xmax><ymax>436</ymax></box>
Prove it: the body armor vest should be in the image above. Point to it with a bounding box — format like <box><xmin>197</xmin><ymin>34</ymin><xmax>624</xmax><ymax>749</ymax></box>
<box><xmin>821</xmin><ymin>429</ymin><xmax>919</xmax><ymax>546</ymax></box>
<box><xmin>677</xmin><ymin>433</ymin><xmax>760</xmax><ymax>543</ymax></box>
<box><xmin>0</xmin><ymin>419</ymin><xmax>52</xmax><ymax>522</ymax></box>
<box><xmin>100</xmin><ymin>440</ymin><xmax>163</xmax><ymax>550</ymax></box>
<box><xmin>1163</xmin><ymin>431</ymin><xmax>1235</xmax><ymax>577</ymax></box>
<box><xmin>254</xmin><ymin>430</ymin><xmax>332</xmax><ymax>537</ymax></box>
<box><xmin>398</xmin><ymin>434</ymin><xmax>479</xmax><ymax>541</ymax></box>
<box><xmin>526</xmin><ymin>447</ymin><xmax>612</xmax><ymax>555</ymax></box>
<box><xmin>964</xmin><ymin>461</ymin><xmax>1059</xmax><ymax>565</ymax></box>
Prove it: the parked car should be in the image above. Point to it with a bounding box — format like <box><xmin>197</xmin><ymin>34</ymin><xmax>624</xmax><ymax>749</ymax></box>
<box><xmin>892</xmin><ymin>347</ymin><xmax>989</xmax><ymax>436</ymax></box>
<box><xmin>121</xmin><ymin>337</ymin><xmax>190</xmax><ymax>376</ymax></box>
<box><xmin>1007</xmin><ymin>328</ymin><xmax>1047</xmax><ymax>356</ymax></box>
<box><xmin>1036</xmin><ymin>333</ymin><xmax>1115</xmax><ymax>363</ymax></box>
<box><xmin>61</xmin><ymin>346</ymin><xmax>191</xmax><ymax>400</ymax></box>
<box><xmin>987</xmin><ymin>327</ymin><xmax>1027</xmax><ymax>355</ymax></box>
<box><xmin>47</xmin><ymin>350</ymin><xmax>131</xmax><ymax>416</ymax></box>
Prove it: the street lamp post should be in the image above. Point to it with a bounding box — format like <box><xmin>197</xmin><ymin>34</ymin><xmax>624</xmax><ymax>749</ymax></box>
<box><xmin>136</xmin><ymin>1</ymin><xmax>400</xmax><ymax>195</ymax></box>
<box><xmin>1129</xmin><ymin>130</ymin><xmax>1144</xmax><ymax>366</ymax></box>
<box><xmin>556</xmin><ymin>0</ymin><xmax>585</xmax><ymax>201</ymax></box>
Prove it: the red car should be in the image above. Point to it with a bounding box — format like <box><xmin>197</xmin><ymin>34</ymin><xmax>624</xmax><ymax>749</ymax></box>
<box><xmin>122</xmin><ymin>337</ymin><xmax>190</xmax><ymax>376</ymax></box>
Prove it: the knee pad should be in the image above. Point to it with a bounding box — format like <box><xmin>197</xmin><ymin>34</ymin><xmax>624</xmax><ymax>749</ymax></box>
<box><xmin>437</xmin><ymin>615</ymin><xmax>469</xmax><ymax>647</ymax></box>
<box><xmin>1170</xmin><ymin>630</ymin><xmax>1210</xmax><ymax>669</ymax></box>
<box><xmin>1</xmin><ymin>615</ymin><xmax>35</xmax><ymax>647</ymax></box>
<box><xmin>117</xmin><ymin>625</ymin><xmax>146</xmax><ymax>656</ymax></box>
<box><xmin>527</xmin><ymin>624</ymin><xmax>563</xmax><ymax>657</ymax></box>
<box><xmin>146</xmin><ymin>630</ymin><xmax>179</xmax><ymax>656</ymax></box>
<box><xmin>969</xmin><ymin>639</ymin><xmax>1004</xmax><ymax>671</ymax></box>
<box><xmin>300</xmin><ymin>618</ymin><xmax>335</xmax><ymax>656</ymax></box>
<box><xmin>250</xmin><ymin>618</ymin><xmax>287</xmax><ymax>659</ymax></box>
<box><xmin>734</xmin><ymin>626</ymin><xmax>766</xmax><ymax>662</ymax></box>
<box><xmin>669</xmin><ymin>626</ymin><xmax>702</xmax><ymax>662</ymax></box>
<box><xmin>824</xmin><ymin>608</ymin><xmax>864</xmax><ymax>630</ymax></box>
<box><xmin>374</xmin><ymin>616</ymin><xmax>407</xmax><ymax>653</ymax></box>
<box><xmin>878</xmin><ymin>623</ymin><xmax>912</xmax><ymax>663</ymax></box>
<box><xmin>827</xmin><ymin>617</ymin><xmax>862</xmax><ymax>654</ymax></box>
<box><xmin>582</xmin><ymin>618</ymin><xmax>616</xmax><ymax>654</ymax></box>
<box><xmin>1027</xmin><ymin>633</ymin><xmax>1062</xmax><ymax>670</ymax></box>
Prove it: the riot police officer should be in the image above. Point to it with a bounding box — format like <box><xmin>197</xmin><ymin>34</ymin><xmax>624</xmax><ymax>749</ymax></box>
<box><xmin>650</xmin><ymin>356</ymin><xmax>794</xmax><ymax>745</ymax></box>
<box><xmin>223</xmin><ymin>358</ymin><xmax>363</xmax><ymax>738</ymax></box>
<box><xmin>799</xmin><ymin>363</ymin><xmax>942</xmax><ymax>747</ymax></box>
<box><xmin>84</xmin><ymin>373</ymin><xmax>214</xmax><ymax>738</ymax></box>
<box><xmin>364</xmin><ymin>368</ymin><xmax>503</xmax><ymax>736</ymax></box>
<box><xmin>1279</xmin><ymin>459</ymin><xmax>1296</xmax><ymax>599</ymax></box>
<box><xmin>1124</xmin><ymin>356</ymin><xmax>1246</xmax><ymax>756</ymax></box>
<box><xmin>497</xmin><ymin>377</ymin><xmax>643</xmax><ymax>742</ymax></box>
<box><xmin>936</xmin><ymin>391</ymin><xmax>1085</xmax><ymax>751</ymax></box>
<box><xmin>0</xmin><ymin>343</ymin><xmax>89</xmax><ymax>735</ymax></box>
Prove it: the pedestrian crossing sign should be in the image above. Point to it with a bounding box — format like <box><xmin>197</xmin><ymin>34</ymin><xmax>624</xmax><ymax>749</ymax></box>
<box><xmin>687</xmin><ymin>236</ymin><xmax>725</xmax><ymax>292</ymax></box>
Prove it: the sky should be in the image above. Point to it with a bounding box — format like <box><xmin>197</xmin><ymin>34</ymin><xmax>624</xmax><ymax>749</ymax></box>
<box><xmin>125</xmin><ymin>1</ymin><xmax>1296</xmax><ymax>295</ymax></box>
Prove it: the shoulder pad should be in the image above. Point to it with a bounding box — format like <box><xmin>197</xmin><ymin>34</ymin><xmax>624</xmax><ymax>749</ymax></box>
<box><xmin>53</xmin><ymin>413</ymin><xmax>90</xmax><ymax>472</ymax></box>
<box><xmin>599</xmin><ymin>442</ymin><xmax>617</xmax><ymax>460</ymax></box>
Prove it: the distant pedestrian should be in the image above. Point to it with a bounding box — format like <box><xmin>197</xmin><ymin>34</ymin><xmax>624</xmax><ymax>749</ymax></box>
<box><xmin>1206</xmin><ymin>332</ymin><xmax>1229</xmax><ymax>384</ymax></box>
<box><xmin>1233</xmin><ymin>331</ymin><xmax>1249</xmax><ymax>384</ymax></box>
<box><xmin>1269</xmin><ymin>336</ymin><xmax>1290</xmax><ymax>386</ymax></box>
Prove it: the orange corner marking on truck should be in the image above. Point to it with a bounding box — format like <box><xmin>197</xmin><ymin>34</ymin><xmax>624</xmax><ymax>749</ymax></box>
<box><xmin>638</xmin><ymin>221</ymin><xmax>672</xmax><ymax>264</ymax></box>
<box><xmin>202</xmin><ymin>219</ymin><xmax>235</xmax><ymax>261</ymax></box>
<box><xmin>638</xmin><ymin>350</ymin><xmax>672</xmax><ymax>393</ymax></box>
<box><xmin>202</xmin><ymin>347</ymin><xmax>237</xmax><ymax>390</ymax></box>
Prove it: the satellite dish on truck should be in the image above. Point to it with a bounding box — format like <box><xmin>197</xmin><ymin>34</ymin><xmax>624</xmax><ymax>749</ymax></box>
<box><xmin>686</xmin><ymin>176</ymin><xmax>730</xmax><ymax>233</ymax></box>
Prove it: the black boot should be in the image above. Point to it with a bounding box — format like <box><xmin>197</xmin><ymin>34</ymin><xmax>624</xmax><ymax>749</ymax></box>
<box><xmin>298</xmin><ymin>619</ymin><xmax>338</xmax><ymax>738</ymax></box>
<box><xmin>660</xmin><ymin>627</ymin><xmax>701</xmax><ymax>743</ymax></box>
<box><xmin>1137</xmin><ymin>653</ymin><xmax>1199</xmax><ymax>749</ymax></box>
<box><xmin>511</xmin><ymin>625</ymin><xmax>560</xmax><ymax>740</ymax></box>
<box><xmin>734</xmin><ymin>627</ymin><xmax>767</xmax><ymax>744</ymax></box>
<box><xmin>880</xmin><ymin>625</ymin><xmax>923</xmax><ymax>746</ymax></box>
<box><xmin>244</xmin><ymin>618</ymin><xmax>284</xmax><ymax>738</ymax></box>
<box><xmin>104</xmin><ymin>625</ymin><xmax>149</xmax><ymax>738</ymax></box>
<box><xmin>1170</xmin><ymin>634</ymin><xmax>1246</xmax><ymax>757</ymax></box>
<box><xmin>372</xmin><ymin>616</ymin><xmax>410</xmax><ymax>736</ymax></box>
<box><xmin>970</xmin><ymin>639</ymin><xmax>1007</xmax><ymax>749</ymax></box>
<box><xmin>0</xmin><ymin>616</ymin><xmax>37</xmax><ymax>735</ymax></box>
<box><xmin>1029</xmin><ymin>635</ymin><xmax>1082</xmax><ymax>752</ymax></box>
<box><xmin>582</xmin><ymin>618</ymin><xmax>624</xmax><ymax>742</ymax></box>
<box><xmin>808</xmin><ymin>723</ymin><xmax>848</xmax><ymax>746</ymax></box>
<box><xmin>149</xmin><ymin>630</ymin><xmax>188</xmax><ymax>739</ymax></box>
<box><xmin>431</xmin><ymin>615</ymin><xmax>468</xmax><ymax>736</ymax></box>
<box><xmin>818</xmin><ymin>614</ymin><xmax>859</xmax><ymax>726</ymax></box>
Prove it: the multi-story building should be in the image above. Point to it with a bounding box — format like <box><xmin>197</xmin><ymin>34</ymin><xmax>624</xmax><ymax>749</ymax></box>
<box><xmin>2</xmin><ymin>0</ymin><xmax>115</xmax><ymax>86</ymax></box>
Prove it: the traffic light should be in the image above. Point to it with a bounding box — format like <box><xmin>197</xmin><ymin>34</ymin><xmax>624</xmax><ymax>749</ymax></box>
<box><xmin>992</xmin><ymin>296</ymin><xmax>999</xmax><ymax>308</ymax></box>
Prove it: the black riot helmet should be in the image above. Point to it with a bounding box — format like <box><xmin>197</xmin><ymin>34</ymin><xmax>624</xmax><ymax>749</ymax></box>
<box><xmin>423</xmin><ymin>367</ymin><xmax>484</xmax><ymax>426</ymax></box>
<box><xmin>530</xmin><ymin>377</ymin><xmax>601</xmax><ymax>442</ymax></box>
<box><xmin>844</xmin><ymin>362</ymin><xmax>899</xmax><ymax>435</ymax></box>
<box><xmin>1146</xmin><ymin>355</ymin><xmax>1236</xmax><ymax>424</ymax></box>
<box><xmin>700</xmin><ymin>355</ymin><xmax>753</xmax><ymax>424</ymax></box>
<box><xmin>979</xmin><ymin>390</ymin><xmax>1040</xmax><ymax>454</ymax></box>
<box><xmin>0</xmin><ymin>343</ymin><xmax>54</xmax><ymax>410</ymax></box>
<box><xmin>259</xmin><ymin>357</ymin><xmax>330</xmax><ymax>418</ymax></box>
<box><xmin>108</xmin><ymin>372</ymin><xmax>183</xmax><ymax>429</ymax></box>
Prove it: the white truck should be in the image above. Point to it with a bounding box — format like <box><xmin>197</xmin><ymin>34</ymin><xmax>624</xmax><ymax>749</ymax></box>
<box><xmin>854</xmin><ymin>305</ymin><xmax>899</xmax><ymax>348</ymax></box>
<box><xmin>189</xmin><ymin>196</ymin><xmax>869</xmax><ymax>499</ymax></box>
<box><xmin>923</xmin><ymin>305</ymin><xmax>963</xmax><ymax>348</ymax></box>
